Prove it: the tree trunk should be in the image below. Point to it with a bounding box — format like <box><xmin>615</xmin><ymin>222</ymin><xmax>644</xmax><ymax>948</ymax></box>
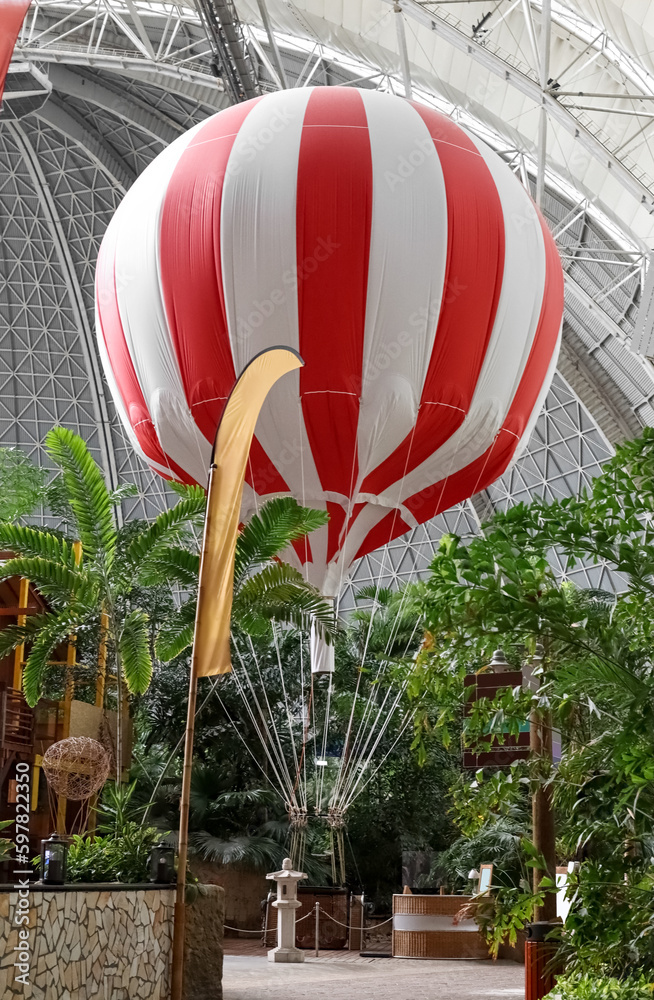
<box><xmin>530</xmin><ymin>704</ymin><xmax>557</xmax><ymax>922</ymax></box>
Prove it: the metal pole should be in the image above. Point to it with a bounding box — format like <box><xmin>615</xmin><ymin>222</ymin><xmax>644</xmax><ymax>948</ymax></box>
<box><xmin>360</xmin><ymin>893</ymin><xmax>365</xmax><ymax>954</ymax></box>
<box><xmin>256</xmin><ymin>0</ymin><xmax>288</xmax><ymax>89</ymax></box>
<box><xmin>394</xmin><ymin>2</ymin><xmax>413</xmax><ymax>100</ymax></box>
<box><xmin>536</xmin><ymin>0</ymin><xmax>551</xmax><ymax>208</ymax></box>
<box><xmin>314</xmin><ymin>901</ymin><xmax>320</xmax><ymax>957</ymax></box>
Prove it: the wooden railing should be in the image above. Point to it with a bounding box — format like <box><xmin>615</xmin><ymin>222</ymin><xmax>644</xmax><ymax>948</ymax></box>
<box><xmin>0</xmin><ymin>685</ymin><xmax>34</xmax><ymax>753</ymax></box>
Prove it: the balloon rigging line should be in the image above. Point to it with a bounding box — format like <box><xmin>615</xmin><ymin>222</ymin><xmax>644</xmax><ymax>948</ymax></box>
<box><xmin>336</xmin><ymin>677</ymin><xmax>408</xmax><ymax>808</ymax></box>
<box><xmin>330</xmin><ymin>419</ymin><xmax>420</xmax><ymax>808</ymax></box>
<box><xmin>271</xmin><ymin>622</ymin><xmax>304</xmax><ymax>808</ymax></box>
<box><xmin>341</xmin><ymin>704</ymin><xmax>418</xmax><ymax>813</ymax></box>
<box><xmin>230</xmin><ymin>652</ymin><xmax>294</xmax><ymax>805</ymax></box>
<box><xmin>212</xmin><ymin>685</ymin><xmax>283</xmax><ymax>795</ymax></box>
<box><xmin>232</xmin><ymin>635</ymin><xmax>296</xmax><ymax>804</ymax></box>
<box><xmin>341</xmin><ymin>695</ymin><xmax>414</xmax><ymax>811</ymax></box>
<box><xmin>245</xmin><ymin>631</ymin><xmax>298</xmax><ymax>802</ymax></box>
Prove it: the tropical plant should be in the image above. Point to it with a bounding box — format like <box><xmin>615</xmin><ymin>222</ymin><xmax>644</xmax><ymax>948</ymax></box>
<box><xmin>0</xmin><ymin>818</ymin><xmax>15</xmax><ymax>864</ymax></box>
<box><xmin>0</xmin><ymin>447</ymin><xmax>47</xmax><ymax>521</ymax></box>
<box><xmin>148</xmin><ymin>496</ymin><xmax>336</xmax><ymax>662</ymax></box>
<box><xmin>544</xmin><ymin>974</ymin><xmax>654</xmax><ymax>1000</ymax></box>
<box><xmin>0</xmin><ymin>428</ymin><xmax>206</xmax><ymax>783</ymax></box>
<box><xmin>64</xmin><ymin>822</ymin><xmax>162</xmax><ymax>884</ymax></box>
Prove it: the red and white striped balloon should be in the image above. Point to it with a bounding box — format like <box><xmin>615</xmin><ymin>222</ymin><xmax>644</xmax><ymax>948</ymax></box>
<box><xmin>96</xmin><ymin>87</ymin><xmax>563</xmax><ymax>596</ymax></box>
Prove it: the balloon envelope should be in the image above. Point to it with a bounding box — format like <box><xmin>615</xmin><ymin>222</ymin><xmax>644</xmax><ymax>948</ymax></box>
<box><xmin>96</xmin><ymin>87</ymin><xmax>564</xmax><ymax>596</ymax></box>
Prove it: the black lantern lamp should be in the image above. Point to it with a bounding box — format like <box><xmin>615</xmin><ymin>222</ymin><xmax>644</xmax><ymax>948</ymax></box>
<box><xmin>148</xmin><ymin>842</ymin><xmax>176</xmax><ymax>884</ymax></box>
<box><xmin>41</xmin><ymin>833</ymin><xmax>68</xmax><ymax>885</ymax></box>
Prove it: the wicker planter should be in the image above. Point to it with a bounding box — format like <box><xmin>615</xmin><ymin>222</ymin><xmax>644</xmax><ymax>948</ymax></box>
<box><xmin>392</xmin><ymin>894</ymin><xmax>489</xmax><ymax>960</ymax></box>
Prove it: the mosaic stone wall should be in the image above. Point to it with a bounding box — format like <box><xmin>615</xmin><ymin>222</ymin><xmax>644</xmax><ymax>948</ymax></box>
<box><xmin>0</xmin><ymin>886</ymin><xmax>174</xmax><ymax>999</ymax></box>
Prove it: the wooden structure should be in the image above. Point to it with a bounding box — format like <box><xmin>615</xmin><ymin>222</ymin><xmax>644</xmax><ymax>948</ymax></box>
<box><xmin>463</xmin><ymin>670</ymin><xmax>530</xmax><ymax>768</ymax></box>
<box><xmin>392</xmin><ymin>894</ymin><xmax>489</xmax><ymax>960</ymax></box>
<box><xmin>0</xmin><ymin>562</ymin><xmax>131</xmax><ymax>869</ymax></box>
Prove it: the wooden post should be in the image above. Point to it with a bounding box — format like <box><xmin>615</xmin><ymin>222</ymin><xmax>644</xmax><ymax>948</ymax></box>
<box><xmin>95</xmin><ymin>610</ymin><xmax>109</xmax><ymax>709</ymax></box>
<box><xmin>170</xmin><ymin>649</ymin><xmax>199</xmax><ymax>1000</ymax></box>
<box><xmin>530</xmin><ymin>705</ymin><xmax>557</xmax><ymax>922</ymax></box>
<box><xmin>12</xmin><ymin>577</ymin><xmax>30</xmax><ymax>690</ymax></box>
<box><xmin>56</xmin><ymin>542</ymin><xmax>83</xmax><ymax>835</ymax></box>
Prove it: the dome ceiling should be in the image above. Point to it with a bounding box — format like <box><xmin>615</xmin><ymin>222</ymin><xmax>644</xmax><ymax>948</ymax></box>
<box><xmin>0</xmin><ymin>0</ymin><xmax>652</xmax><ymax>595</ymax></box>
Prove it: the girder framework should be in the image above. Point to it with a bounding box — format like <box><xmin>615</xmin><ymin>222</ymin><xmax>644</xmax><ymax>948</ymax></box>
<box><xmin>0</xmin><ymin>0</ymin><xmax>653</xmax><ymax>595</ymax></box>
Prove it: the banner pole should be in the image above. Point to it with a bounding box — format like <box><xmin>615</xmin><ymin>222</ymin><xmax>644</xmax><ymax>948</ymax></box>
<box><xmin>169</xmin><ymin>346</ymin><xmax>304</xmax><ymax>1000</ymax></box>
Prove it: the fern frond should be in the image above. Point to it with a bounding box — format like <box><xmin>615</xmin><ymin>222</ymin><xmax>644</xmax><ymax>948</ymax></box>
<box><xmin>108</xmin><ymin>483</ymin><xmax>139</xmax><ymax>506</ymax></box>
<box><xmin>155</xmin><ymin>600</ymin><xmax>196</xmax><ymax>662</ymax></box>
<box><xmin>119</xmin><ymin>609</ymin><xmax>153</xmax><ymax>695</ymax></box>
<box><xmin>139</xmin><ymin>546</ymin><xmax>200</xmax><ymax>588</ymax></box>
<box><xmin>125</xmin><ymin>495</ymin><xmax>206</xmax><ymax>567</ymax></box>
<box><xmin>0</xmin><ymin>524</ymin><xmax>79</xmax><ymax>568</ymax></box>
<box><xmin>235</xmin><ymin>498</ymin><xmax>328</xmax><ymax>584</ymax></box>
<box><xmin>22</xmin><ymin>611</ymin><xmax>83</xmax><ymax>706</ymax></box>
<box><xmin>45</xmin><ymin>427</ymin><xmax>116</xmax><ymax>567</ymax></box>
<box><xmin>0</xmin><ymin>556</ymin><xmax>97</xmax><ymax>607</ymax></box>
<box><xmin>235</xmin><ymin>563</ymin><xmax>336</xmax><ymax>638</ymax></box>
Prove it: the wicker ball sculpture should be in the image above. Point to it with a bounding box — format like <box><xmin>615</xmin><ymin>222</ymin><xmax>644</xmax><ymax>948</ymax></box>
<box><xmin>42</xmin><ymin>737</ymin><xmax>111</xmax><ymax>801</ymax></box>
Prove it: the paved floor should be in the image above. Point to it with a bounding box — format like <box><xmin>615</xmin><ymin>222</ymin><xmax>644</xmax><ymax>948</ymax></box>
<box><xmin>222</xmin><ymin>950</ymin><xmax>524</xmax><ymax>1000</ymax></box>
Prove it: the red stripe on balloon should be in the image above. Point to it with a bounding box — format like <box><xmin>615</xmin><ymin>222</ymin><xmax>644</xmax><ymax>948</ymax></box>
<box><xmin>296</xmin><ymin>87</ymin><xmax>372</xmax><ymax>499</ymax></box>
<box><xmin>0</xmin><ymin>1</ymin><xmax>30</xmax><ymax>103</ymax></box>
<box><xmin>352</xmin><ymin>510</ymin><xmax>411</xmax><ymax>564</ymax></box>
<box><xmin>159</xmin><ymin>98</ymin><xmax>290</xmax><ymax>496</ymax></box>
<box><xmin>397</xmin><ymin>213</ymin><xmax>563</xmax><ymax>531</ymax></box>
<box><xmin>96</xmin><ymin>226</ymin><xmax>196</xmax><ymax>486</ymax></box>
<box><xmin>360</xmin><ymin>106</ymin><xmax>505</xmax><ymax>500</ymax></box>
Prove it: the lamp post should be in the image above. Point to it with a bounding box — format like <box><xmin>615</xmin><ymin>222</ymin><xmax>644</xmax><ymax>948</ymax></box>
<box><xmin>266</xmin><ymin>858</ymin><xmax>307</xmax><ymax>963</ymax></box>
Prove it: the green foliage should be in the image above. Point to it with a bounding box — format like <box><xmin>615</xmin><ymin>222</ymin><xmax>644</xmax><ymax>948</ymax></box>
<box><xmin>150</xmin><ymin>496</ymin><xmax>337</xmax><ymax>661</ymax></box>
<box><xmin>119</xmin><ymin>609</ymin><xmax>153</xmax><ymax>695</ymax></box>
<box><xmin>0</xmin><ymin>429</ymin><xmax>202</xmax><ymax>706</ymax></box>
<box><xmin>545</xmin><ymin>974</ymin><xmax>654</xmax><ymax>1000</ymax></box>
<box><xmin>0</xmin><ymin>819</ymin><xmax>15</xmax><ymax>864</ymax></box>
<box><xmin>65</xmin><ymin>823</ymin><xmax>161</xmax><ymax>884</ymax></box>
<box><xmin>556</xmin><ymin>861</ymin><xmax>654</xmax><ymax>977</ymax></box>
<box><xmin>0</xmin><ymin>447</ymin><xmax>47</xmax><ymax>521</ymax></box>
<box><xmin>473</xmin><ymin>884</ymin><xmax>545</xmax><ymax>958</ymax></box>
<box><xmin>405</xmin><ymin>430</ymin><xmax>654</xmax><ymax>971</ymax></box>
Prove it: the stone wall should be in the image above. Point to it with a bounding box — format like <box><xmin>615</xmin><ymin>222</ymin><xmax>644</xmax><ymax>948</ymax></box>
<box><xmin>0</xmin><ymin>883</ymin><xmax>224</xmax><ymax>1000</ymax></box>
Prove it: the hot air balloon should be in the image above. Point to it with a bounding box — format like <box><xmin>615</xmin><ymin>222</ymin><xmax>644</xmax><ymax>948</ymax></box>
<box><xmin>95</xmin><ymin>86</ymin><xmax>564</xmax><ymax>673</ymax></box>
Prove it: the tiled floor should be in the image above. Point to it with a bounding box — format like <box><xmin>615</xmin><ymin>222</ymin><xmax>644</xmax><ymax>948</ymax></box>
<box><xmin>222</xmin><ymin>946</ymin><xmax>524</xmax><ymax>1000</ymax></box>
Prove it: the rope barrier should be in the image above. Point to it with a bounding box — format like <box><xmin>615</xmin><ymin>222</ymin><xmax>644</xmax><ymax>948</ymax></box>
<box><xmin>225</xmin><ymin>909</ymin><xmax>393</xmax><ymax>936</ymax></box>
<box><xmin>223</xmin><ymin>925</ymin><xmax>264</xmax><ymax>934</ymax></box>
<box><xmin>319</xmin><ymin>911</ymin><xmax>393</xmax><ymax>931</ymax></box>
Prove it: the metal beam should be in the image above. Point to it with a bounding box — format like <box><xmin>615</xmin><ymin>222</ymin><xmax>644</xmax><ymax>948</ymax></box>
<box><xmin>380</xmin><ymin>0</ymin><xmax>654</xmax><ymax>212</ymax></box>
<box><xmin>395</xmin><ymin>3</ymin><xmax>413</xmax><ymax>100</ymax></box>
<box><xmin>536</xmin><ymin>0</ymin><xmax>550</xmax><ymax>208</ymax></box>
<box><xmin>7</xmin><ymin>120</ymin><xmax>120</xmax><ymax>494</ymax></box>
<box><xmin>256</xmin><ymin>0</ymin><xmax>288</xmax><ymax>89</ymax></box>
<box><xmin>47</xmin><ymin>63</ymin><xmax>182</xmax><ymax>145</ymax></box>
<box><xmin>36</xmin><ymin>97</ymin><xmax>135</xmax><ymax>190</ymax></box>
<box><xmin>558</xmin><ymin>335</ymin><xmax>642</xmax><ymax>444</ymax></box>
<box><xmin>197</xmin><ymin>0</ymin><xmax>260</xmax><ymax>102</ymax></box>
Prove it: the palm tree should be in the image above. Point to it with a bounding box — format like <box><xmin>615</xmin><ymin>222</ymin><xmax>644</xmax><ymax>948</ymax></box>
<box><xmin>0</xmin><ymin>427</ymin><xmax>206</xmax><ymax>776</ymax></box>
<box><xmin>144</xmin><ymin>495</ymin><xmax>337</xmax><ymax>662</ymax></box>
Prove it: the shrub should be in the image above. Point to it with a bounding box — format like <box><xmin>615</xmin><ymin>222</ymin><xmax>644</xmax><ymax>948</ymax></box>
<box><xmin>64</xmin><ymin>823</ymin><xmax>161</xmax><ymax>884</ymax></box>
<box><xmin>545</xmin><ymin>973</ymin><xmax>654</xmax><ymax>1000</ymax></box>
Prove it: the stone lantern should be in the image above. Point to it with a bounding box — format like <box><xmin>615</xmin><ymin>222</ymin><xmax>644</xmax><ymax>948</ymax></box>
<box><xmin>266</xmin><ymin>857</ymin><xmax>307</xmax><ymax>963</ymax></box>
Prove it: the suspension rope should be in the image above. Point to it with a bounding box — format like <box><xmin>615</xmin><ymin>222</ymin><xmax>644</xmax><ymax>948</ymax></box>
<box><xmin>271</xmin><ymin>621</ymin><xmax>303</xmax><ymax>806</ymax></box>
